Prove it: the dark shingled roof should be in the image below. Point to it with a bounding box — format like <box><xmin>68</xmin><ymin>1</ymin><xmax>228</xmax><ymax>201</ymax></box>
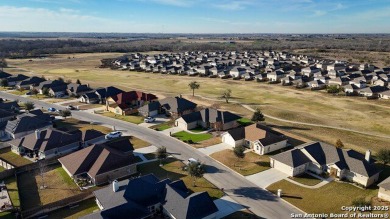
<box><xmin>138</xmin><ymin>101</ymin><xmax>160</xmax><ymax>112</ymax></box>
<box><xmin>95</xmin><ymin>86</ymin><xmax>124</xmax><ymax>99</ymax></box>
<box><xmin>159</xmin><ymin>97</ymin><xmax>197</xmax><ymax>114</ymax></box>
<box><xmin>271</xmin><ymin>141</ymin><xmax>380</xmax><ymax>177</ymax></box>
<box><xmin>226</xmin><ymin>126</ymin><xmax>245</xmax><ymax>140</ymax></box>
<box><xmin>0</xmin><ymin>109</ymin><xmax>15</xmax><ymax>119</ymax></box>
<box><xmin>9</xmin><ymin>129</ymin><xmax>81</xmax><ymax>152</ymax></box>
<box><xmin>59</xmin><ymin>141</ymin><xmax>135</xmax><ymax>178</ymax></box>
<box><xmin>225</xmin><ymin>123</ymin><xmax>286</xmax><ymax>145</ymax></box>
<box><xmin>180</xmin><ymin>108</ymin><xmax>241</xmax><ymax>124</ymax></box>
<box><xmin>82</xmin><ymin>129</ymin><xmax>105</xmax><ymax>142</ymax></box>
<box><xmin>0</xmin><ymin>101</ymin><xmax>20</xmax><ymax>111</ymax></box>
<box><xmin>5</xmin><ymin>113</ymin><xmax>52</xmax><ymax>135</ymax></box>
<box><xmin>271</xmin><ymin>149</ymin><xmax>311</xmax><ymax>167</ymax></box>
<box><xmin>84</xmin><ymin>174</ymin><xmax>218</xmax><ymax>219</ymax></box>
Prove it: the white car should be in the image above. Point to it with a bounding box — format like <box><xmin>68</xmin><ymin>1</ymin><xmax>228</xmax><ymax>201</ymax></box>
<box><xmin>105</xmin><ymin>131</ymin><xmax>122</xmax><ymax>139</ymax></box>
<box><xmin>188</xmin><ymin>158</ymin><xmax>199</xmax><ymax>164</ymax></box>
<box><xmin>144</xmin><ymin>116</ymin><xmax>156</xmax><ymax>123</ymax></box>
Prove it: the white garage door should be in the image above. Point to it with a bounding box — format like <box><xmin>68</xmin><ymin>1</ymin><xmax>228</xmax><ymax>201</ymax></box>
<box><xmin>272</xmin><ymin>160</ymin><xmax>294</xmax><ymax>176</ymax></box>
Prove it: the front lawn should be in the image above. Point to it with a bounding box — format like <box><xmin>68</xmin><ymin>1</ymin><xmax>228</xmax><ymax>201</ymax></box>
<box><xmin>172</xmin><ymin>131</ymin><xmax>212</xmax><ymax>143</ymax></box>
<box><xmin>288</xmin><ymin>173</ymin><xmax>322</xmax><ymax>186</ymax></box>
<box><xmin>267</xmin><ymin>180</ymin><xmax>379</xmax><ymax>214</ymax></box>
<box><xmin>46</xmin><ymin>198</ymin><xmax>99</xmax><ymax>219</ymax></box>
<box><xmin>130</xmin><ymin>136</ymin><xmax>151</xmax><ymax>149</ymax></box>
<box><xmin>0</xmin><ymin>165</ymin><xmax>6</xmax><ymax>171</ymax></box>
<box><xmin>18</xmin><ymin>165</ymin><xmax>84</xmax><ymax>210</ymax></box>
<box><xmin>54</xmin><ymin>118</ymin><xmax>112</xmax><ymax>134</ymax></box>
<box><xmin>9</xmin><ymin>90</ymin><xmax>29</xmax><ymax>95</ymax></box>
<box><xmin>189</xmin><ymin>126</ymin><xmax>208</xmax><ymax>133</ymax></box>
<box><xmin>237</xmin><ymin>118</ymin><xmax>254</xmax><ymax>126</ymax></box>
<box><xmin>0</xmin><ymin>148</ymin><xmax>32</xmax><ymax>167</ymax></box>
<box><xmin>138</xmin><ymin>158</ymin><xmax>224</xmax><ymax>200</ymax></box>
<box><xmin>150</xmin><ymin>123</ymin><xmax>172</xmax><ymax>131</ymax></box>
<box><xmin>101</xmin><ymin>112</ymin><xmax>144</xmax><ymax>124</ymax></box>
<box><xmin>191</xmin><ymin>137</ymin><xmax>222</xmax><ymax>148</ymax></box>
<box><xmin>210</xmin><ymin>150</ymin><xmax>270</xmax><ymax>176</ymax></box>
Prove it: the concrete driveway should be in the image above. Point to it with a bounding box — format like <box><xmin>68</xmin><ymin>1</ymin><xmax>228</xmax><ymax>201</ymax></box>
<box><xmin>214</xmin><ymin>196</ymin><xmax>244</xmax><ymax>219</ymax></box>
<box><xmin>245</xmin><ymin>168</ymin><xmax>288</xmax><ymax>188</ymax></box>
<box><xmin>198</xmin><ymin>143</ymin><xmax>232</xmax><ymax>155</ymax></box>
<box><xmin>138</xmin><ymin>115</ymin><xmax>171</xmax><ymax>128</ymax></box>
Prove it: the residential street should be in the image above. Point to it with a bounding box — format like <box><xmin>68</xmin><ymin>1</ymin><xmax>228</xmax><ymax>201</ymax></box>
<box><xmin>0</xmin><ymin>92</ymin><xmax>303</xmax><ymax>218</ymax></box>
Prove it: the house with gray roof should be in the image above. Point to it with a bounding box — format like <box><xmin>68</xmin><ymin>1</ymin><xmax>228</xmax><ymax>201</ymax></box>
<box><xmin>175</xmin><ymin>108</ymin><xmax>241</xmax><ymax>131</ymax></box>
<box><xmin>378</xmin><ymin>176</ymin><xmax>390</xmax><ymax>202</ymax></box>
<box><xmin>59</xmin><ymin>138</ymin><xmax>136</xmax><ymax>186</ymax></box>
<box><xmin>9</xmin><ymin>128</ymin><xmax>82</xmax><ymax>160</ymax></box>
<box><xmin>270</xmin><ymin>141</ymin><xmax>381</xmax><ymax>187</ymax></box>
<box><xmin>81</xmin><ymin>174</ymin><xmax>218</xmax><ymax>219</ymax></box>
<box><xmin>3</xmin><ymin>110</ymin><xmax>53</xmax><ymax>139</ymax></box>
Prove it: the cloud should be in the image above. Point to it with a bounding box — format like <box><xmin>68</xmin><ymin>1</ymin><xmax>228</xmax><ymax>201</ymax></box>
<box><xmin>0</xmin><ymin>6</ymin><xmax>149</xmax><ymax>32</ymax></box>
<box><xmin>212</xmin><ymin>1</ymin><xmax>253</xmax><ymax>10</ymax></box>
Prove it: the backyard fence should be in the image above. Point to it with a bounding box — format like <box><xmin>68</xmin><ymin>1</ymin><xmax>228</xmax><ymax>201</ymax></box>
<box><xmin>21</xmin><ymin>192</ymin><xmax>94</xmax><ymax>219</ymax></box>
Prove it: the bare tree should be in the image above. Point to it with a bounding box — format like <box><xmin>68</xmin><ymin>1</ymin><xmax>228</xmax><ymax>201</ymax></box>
<box><xmin>221</xmin><ymin>89</ymin><xmax>232</xmax><ymax>103</ymax></box>
<box><xmin>38</xmin><ymin>160</ymin><xmax>48</xmax><ymax>190</ymax></box>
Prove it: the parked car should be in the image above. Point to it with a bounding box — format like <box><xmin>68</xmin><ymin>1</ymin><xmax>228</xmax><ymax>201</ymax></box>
<box><xmin>47</xmin><ymin>107</ymin><xmax>56</xmax><ymax>112</ymax></box>
<box><xmin>188</xmin><ymin>158</ymin><xmax>199</xmax><ymax>164</ymax></box>
<box><xmin>105</xmin><ymin>131</ymin><xmax>122</xmax><ymax>139</ymax></box>
<box><xmin>144</xmin><ymin>116</ymin><xmax>156</xmax><ymax>123</ymax></box>
<box><xmin>66</xmin><ymin>105</ymin><xmax>76</xmax><ymax>110</ymax></box>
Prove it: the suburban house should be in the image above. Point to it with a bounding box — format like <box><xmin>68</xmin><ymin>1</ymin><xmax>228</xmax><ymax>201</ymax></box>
<box><xmin>378</xmin><ymin>176</ymin><xmax>390</xmax><ymax>202</ymax></box>
<box><xmin>138</xmin><ymin>102</ymin><xmax>160</xmax><ymax>117</ymax></box>
<box><xmin>80</xmin><ymin>86</ymin><xmax>123</xmax><ymax>104</ymax></box>
<box><xmin>0</xmin><ymin>101</ymin><xmax>20</xmax><ymax>112</ymax></box>
<box><xmin>81</xmin><ymin>174</ymin><xmax>218</xmax><ymax>219</ymax></box>
<box><xmin>270</xmin><ymin>141</ymin><xmax>380</xmax><ymax>187</ymax></box>
<box><xmin>3</xmin><ymin>110</ymin><xmax>53</xmax><ymax>139</ymax></box>
<box><xmin>9</xmin><ymin>128</ymin><xmax>82</xmax><ymax>160</ymax></box>
<box><xmin>82</xmin><ymin>129</ymin><xmax>106</xmax><ymax>147</ymax></box>
<box><xmin>67</xmin><ymin>83</ymin><xmax>92</xmax><ymax>97</ymax></box>
<box><xmin>379</xmin><ymin>90</ymin><xmax>390</xmax><ymax>99</ymax></box>
<box><xmin>0</xmin><ymin>109</ymin><xmax>15</xmax><ymax>122</ymax></box>
<box><xmin>0</xmin><ymin>71</ymin><xmax>11</xmax><ymax>79</ymax></box>
<box><xmin>15</xmin><ymin>76</ymin><xmax>46</xmax><ymax>90</ymax></box>
<box><xmin>105</xmin><ymin>91</ymin><xmax>158</xmax><ymax>115</ymax></box>
<box><xmin>58</xmin><ymin>138</ymin><xmax>137</xmax><ymax>186</ymax></box>
<box><xmin>6</xmin><ymin>74</ymin><xmax>29</xmax><ymax>86</ymax></box>
<box><xmin>358</xmin><ymin>86</ymin><xmax>388</xmax><ymax>98</ymax></box>
<box><xmin>34</xmin><ymin>80</ymin><xmax>66</xmax><ymax>94</ymax></box>
<box><xmin>221</xmin><ymin>123</ymin><xmax>288</xmax><ymax>155</ymax></box>
<box><xmin>175</xmin><ymin>108</ymin><xmax>241</xmax><ymax>131</ymax></box>
<box><xmin>48</xmin><ymin>84</ymin><xmax>68</xmax><ymax>97</ymax></box>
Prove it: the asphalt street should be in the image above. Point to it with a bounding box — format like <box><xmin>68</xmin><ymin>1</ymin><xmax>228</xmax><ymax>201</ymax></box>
<box><xmin>0</xmin><ymin>92</ymin><xmax>303</xmax><ymax>218</ymax></box>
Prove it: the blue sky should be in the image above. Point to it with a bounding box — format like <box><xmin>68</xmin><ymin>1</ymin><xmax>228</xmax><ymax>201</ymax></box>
<box><xmin>0</xmin><ymin>0</ymin><xmax>389</xmax><ymax>33</ymax></box>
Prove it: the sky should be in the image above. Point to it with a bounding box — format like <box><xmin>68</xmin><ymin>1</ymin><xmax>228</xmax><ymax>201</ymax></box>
<box><xmin>0</xmin><ymin>0</ymin><xmax>389</xmax><ymax>33</ymax></box>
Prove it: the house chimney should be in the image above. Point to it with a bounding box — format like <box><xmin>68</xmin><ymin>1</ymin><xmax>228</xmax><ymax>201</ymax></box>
<box><xmin>35</xmin><ymin>130</ymin><xmax>41</xmax><ymax>140</ymax></box>
<box><xmin>365</xmin><ymin>150</ymin><xmax>371</xmax><ymax>162</ymax></box>
<box><xmin>113</xmin><ymin>180</ymin><xmax>119</xmax><ymax>192</ymax></box>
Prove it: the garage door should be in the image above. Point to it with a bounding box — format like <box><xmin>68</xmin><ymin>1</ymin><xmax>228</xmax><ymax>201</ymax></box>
<box><xmin>272</xmin><ymin>160</ymin><xmax>294</xmax><ymax>176</ymax></box>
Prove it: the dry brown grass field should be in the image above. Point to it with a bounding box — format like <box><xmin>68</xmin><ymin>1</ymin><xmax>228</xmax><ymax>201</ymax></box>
<box><xmin>6</xmin><ymin>52</ymin><xmax>390</xmax><ymax>153</ymax></box>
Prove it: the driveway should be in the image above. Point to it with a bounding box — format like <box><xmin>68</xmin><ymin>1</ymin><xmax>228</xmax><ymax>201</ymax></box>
<box><xmin>198</xmin><ymin>143</ymin><xmax>232</xmax><ymax>155</ymax></box>
<box><xmin>245</xmin><ymin>168</ymin><xmax>288</xmax><ymax>188</ymax></box>
<box><xmin>0</xmin><ymin>92</ymin><xmax>304</xmax><ymax>218</ymax></box>
<box><xmin>161</xmin><ymin>127</ymin><xmax>183</xmax><ymax>136</ymax></box>
<box><xmin>138</xmin><ymin>115</ymin><xmax>171</xmax><ymax>128</ymax></box>
<box><xmin>214</xmin><ymin>196</ymin><xmax>245</xmax><ymax>219</ymax></box>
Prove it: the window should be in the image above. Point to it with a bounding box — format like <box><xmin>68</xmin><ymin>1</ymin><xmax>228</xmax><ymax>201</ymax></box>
<box><xmin>256</xmin><ymin>146</ymin><xmax>259</xmax><ymax>150</ymax></box>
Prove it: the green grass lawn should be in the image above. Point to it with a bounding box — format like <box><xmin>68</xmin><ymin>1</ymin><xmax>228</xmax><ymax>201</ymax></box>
<box><xmin>101</xmin><ymin>112</ymin><xmax>144</xmax><ymax>124</ymax></box>
<box><xmin>0</xmin><ymin>165</ymin><xmax>6</xmax><ymax>171</ymax></box>
<box><xmin>138</xmin><ymin>158</ymin><xmax>224</xmax><ymax>200</ymax></box>
<box><xmin>189</xmin><ymin>126</ymin><xmax>209</xmax><ymax>133</ymax></box>
<box><xmin>0</xmin><ymin>148</ymin><xmax>32</xmax><ymax>167</ymax></box>
<box><xmin>210</xmin><ymin>150</ymin><xmax>270</xmax><ymax>176</ymax></box>
<box><xmin>150</xmin><ymin>123</ymin><xmax>172</xmax><ymax>131</ymax></box>
<box><xmin>267</xmin><ymin>180</ymin><xmax>379</xmax><ymax>214</ymax></box>
<box><xmin>0</xmin><ymin>212</ymin><xmax>16</xmax><ymax>219</ymax></box>
<box><xmin>46</xmin><ymin>198</ymin><xmax>99</xmax><ymax>219</ymax></box>
<box><xmin>18</xmin><ymin>165</ymin><xmax>83</xmax><ymax>210</ymax></box>
<box><xmin>0</xmin><ymin>177</ymin><xmax>21</xmax><ymax>219</ymax></box>
<box><xmin>172</xmin><ymin>131</ymin><xmax>212</xmax><ymax>143</ymax></box>
<box><xmin>288</xmin><ymin>173</ymin><xmax>322</xmax><ymax>186</ymax></box>
<box><xmin>237</xmin><ymin>118</ymin><xmax>254</xmax><ymax>126</ymax></box>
